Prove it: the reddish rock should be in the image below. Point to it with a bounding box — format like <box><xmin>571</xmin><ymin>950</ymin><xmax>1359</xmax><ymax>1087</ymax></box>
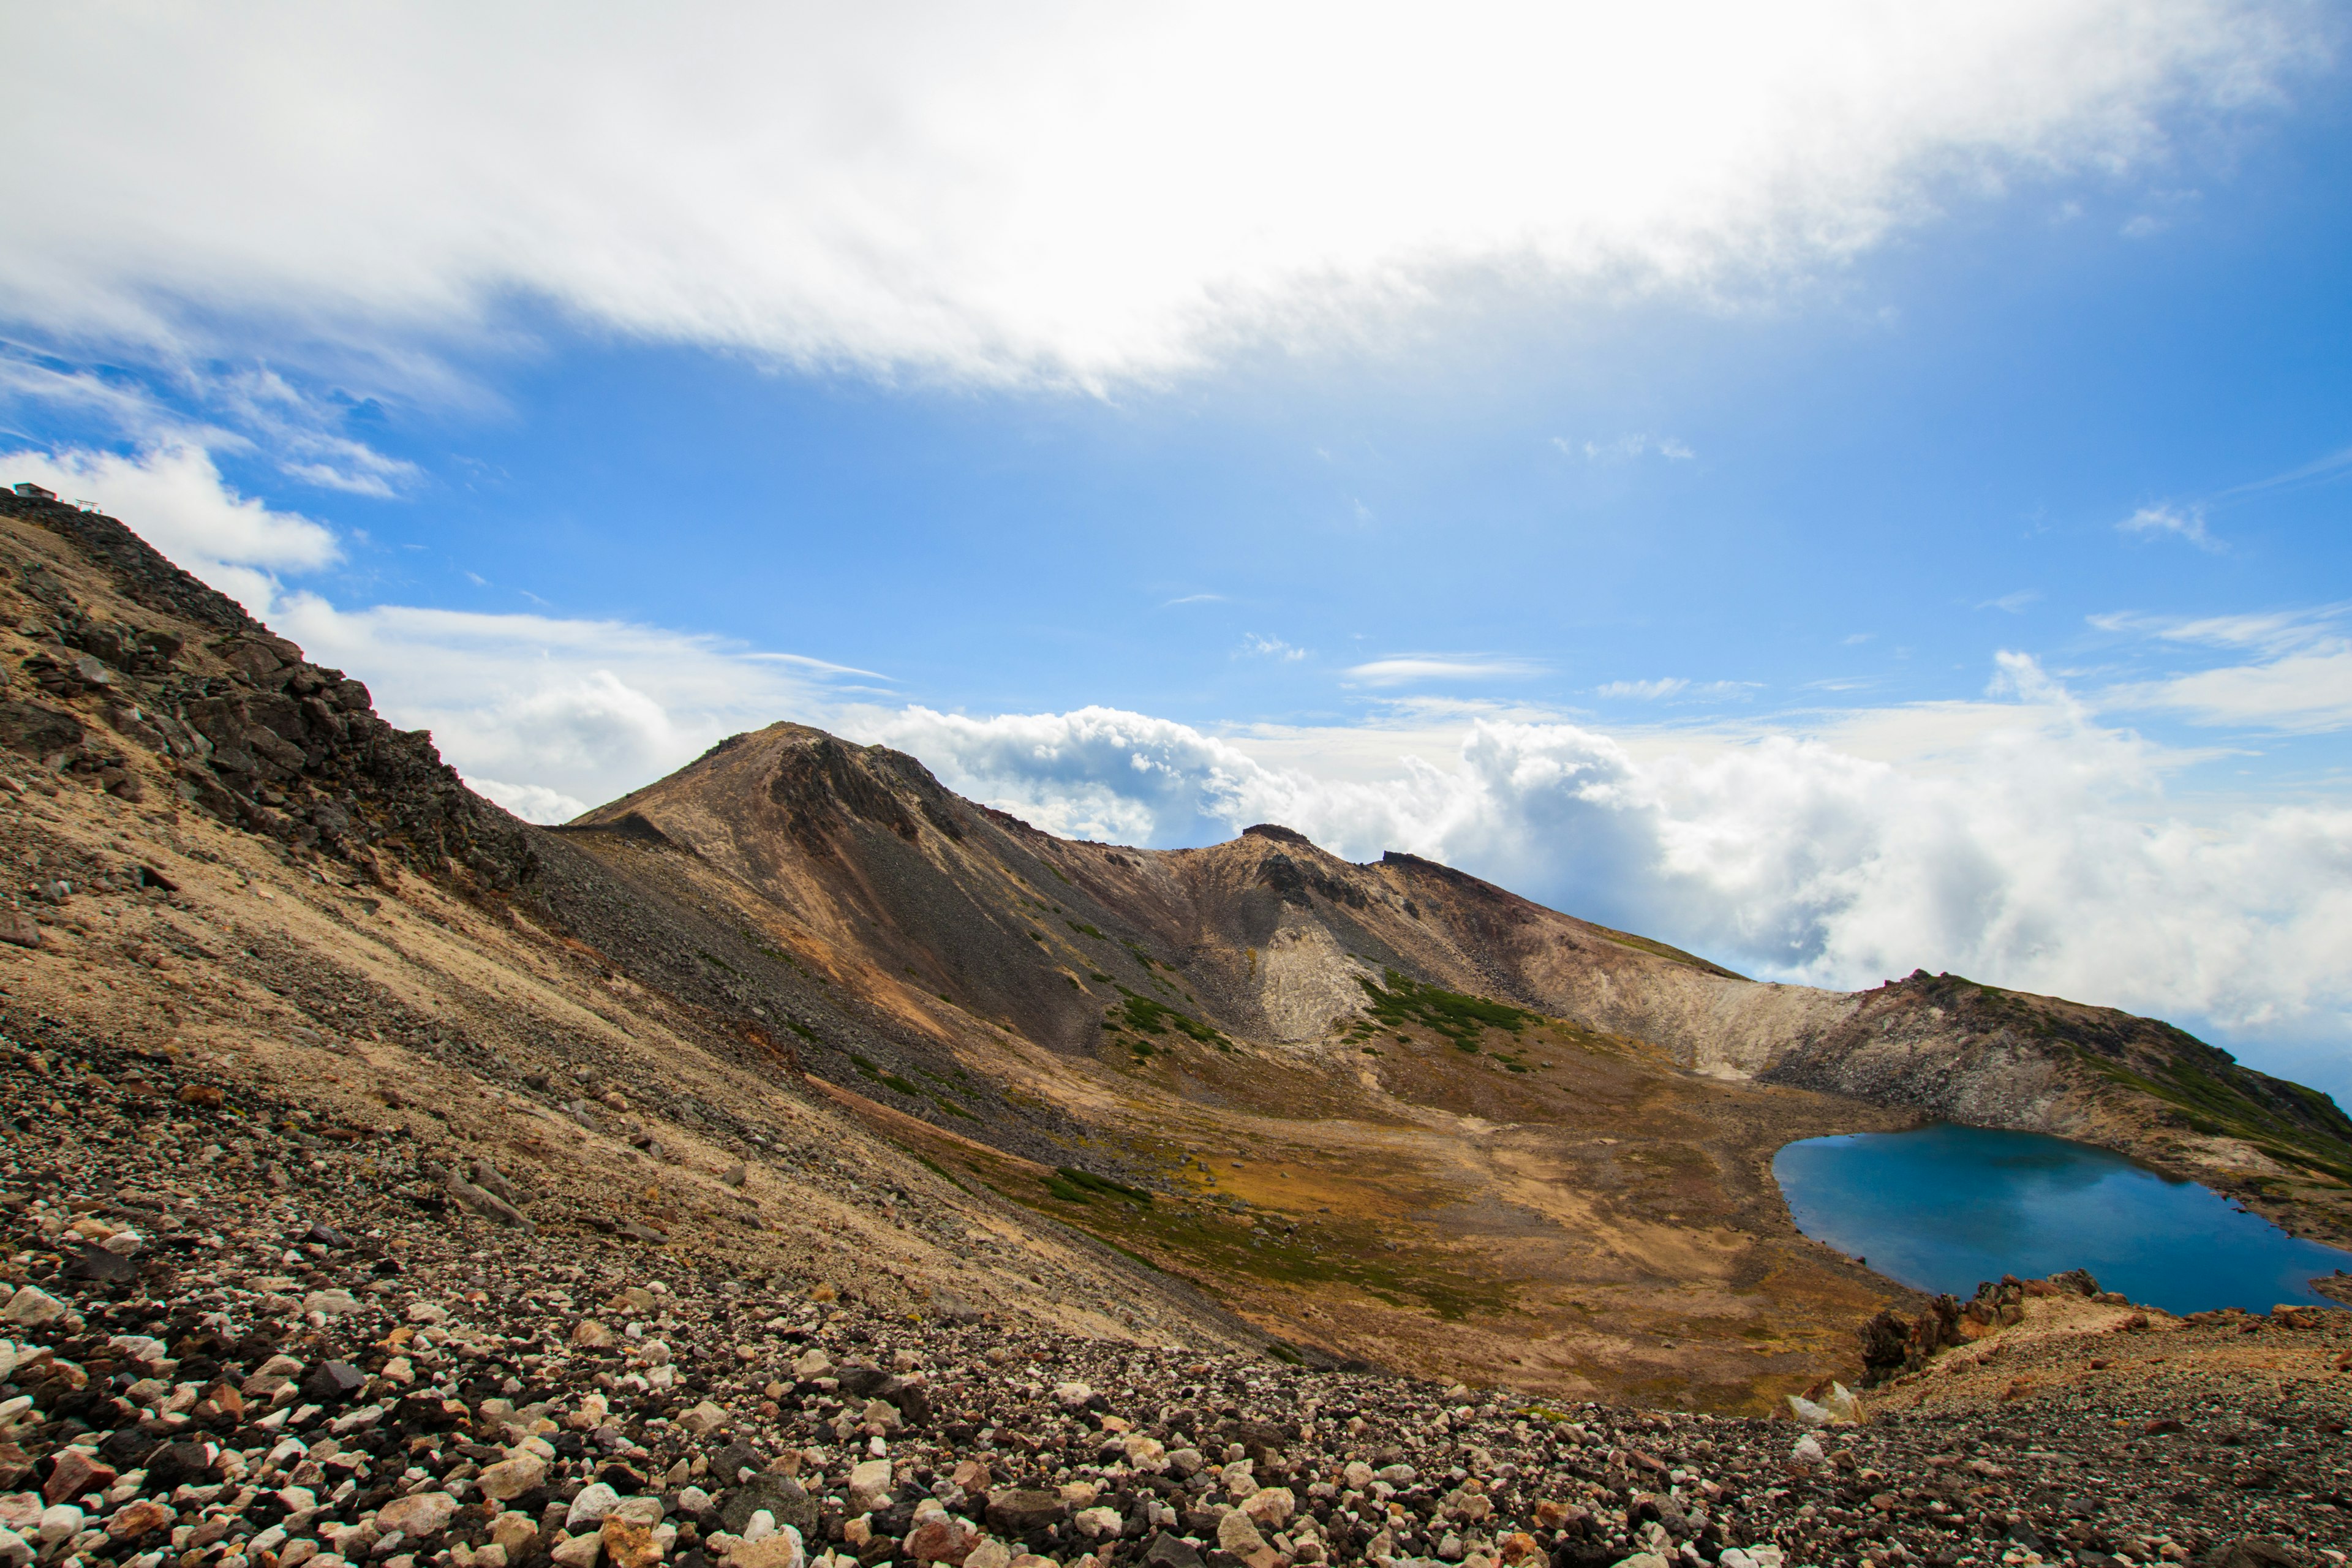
<box><xmin>43</xmin><ymin>1451</ymin><xmax>116</xmax><ymax>1507</ymax></box>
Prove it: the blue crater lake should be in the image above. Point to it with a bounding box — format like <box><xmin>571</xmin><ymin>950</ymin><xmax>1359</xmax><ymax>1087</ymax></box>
<box><xmin>1772</xmin><ymin>1123</ymin><xmax>2352</xmax><ymax>1315</ymax></box>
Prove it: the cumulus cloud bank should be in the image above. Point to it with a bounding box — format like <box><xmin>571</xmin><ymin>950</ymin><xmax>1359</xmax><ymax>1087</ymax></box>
<box><xmin>0</xmin><ymin>1</ymin><xmax>2315</xmax><ymax>385</ymax></box>
<box><xmin>853</xmin><ymin>663</ymin><xmax>2352</xmax><ymax>1075</ymax></box>
<box><xmin>865</xmin><ymin>677</ymin><xmax>2352</xmax><ymax>1067</ymax></box>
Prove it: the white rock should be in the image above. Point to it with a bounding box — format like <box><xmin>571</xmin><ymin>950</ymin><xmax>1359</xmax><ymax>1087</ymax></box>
<box><xmin>550</xmin><ymin>1531</ymin><xmax>603</xmax><ymax>1568</ymax></box>
<box><xmin>0</xmin><ymin>1526</ymin><xmax>29</xmax><ymax>1568</ymax></box>
<box><xmin>567</xmin><ymin>1484</ymin><xmax>623</xmax><ymax>1530</ymax></box>
<box><xmin>742</xmin><ymin>1512</ymin><xmax>777</xmax><ymax>1544</ymax></box>
<box><xmin>100</xmin><ymin>1231</ymin><xmax>144</xmax><ymax>1257</ymax></box>
<box><xmin>678</xmin><ymin>1402</ymin><xmax>729</xmax><ymax>1437</ymax></box>
<box><xmin>1</xmin><ymin>1287</ymin><xmax>63</xmax><ymax>1328</ymax></box>
<box><xmin>38</xmin><ymin>1506</ymin><xmax>83</xmax><ymax>1545</ymax></box>
<box><xmin>846</xmin><ymin>1460</ymin><xmax>893</xmax><ymax>1512</ymax></box>
<box><xmin>1072</xmin><ymin>1507</ymin><xmax>1123</xmax><ymax>1541</ymax></box>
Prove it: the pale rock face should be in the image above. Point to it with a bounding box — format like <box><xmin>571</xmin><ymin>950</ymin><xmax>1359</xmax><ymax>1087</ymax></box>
<box><xmin>1240</xmin><ymin>1487</ymin><xmax>1294</xmax><ymax>1529</ymax></box>
<box><xmin>1256</xmin><ymin>921</ymin><xmax>1377</xmax><ymax>1042</ymax></box>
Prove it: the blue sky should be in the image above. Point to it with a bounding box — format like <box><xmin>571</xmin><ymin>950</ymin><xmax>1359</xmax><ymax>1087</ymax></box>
<box><xmin>5</xmin><ymin>2</ymin><xmax>2352</xmax><ymax>1095</ymax></box>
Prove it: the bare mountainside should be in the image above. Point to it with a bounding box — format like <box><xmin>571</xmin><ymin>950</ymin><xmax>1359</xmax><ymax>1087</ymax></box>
<box><xmin>2</xmin><ymin>486</ymin><xmax>2349</xmax><ymax>1420</ymax></box>
<box><xmin>577</xmin><ymin>720</ymin><xmax>2352</xmax><ymax>1251</ymax></box>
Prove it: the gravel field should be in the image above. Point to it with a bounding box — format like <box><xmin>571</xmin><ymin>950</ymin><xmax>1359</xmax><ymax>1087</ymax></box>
<box><xmin>6</xmin><ymin>1022</ymin><xmax>2351</xmax><ymax>1568</ymax></box>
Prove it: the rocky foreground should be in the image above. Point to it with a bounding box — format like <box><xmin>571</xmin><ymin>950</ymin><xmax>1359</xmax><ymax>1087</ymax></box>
<box><xmin>5</xmin><ymin>1022</ymin><xmax>2352</xmax><ymax>1568</ymax></box>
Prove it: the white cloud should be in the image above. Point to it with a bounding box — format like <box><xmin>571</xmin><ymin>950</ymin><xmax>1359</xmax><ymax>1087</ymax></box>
<box><xmin>467</xmin><ymin>777</ymin><xmax>592</xmax><ymax>824</ymax></box>
<box><xmin>1346</xmin><ymin>655</ymin><xmax>1545</xmax><ymax>686</ymax></box>
<box><xmin>1597</xmin><ymin>677</ymin><xmax>1690</xmax><ymax>699</ymax></box>
<box><xmin>0</xmin><ymin>1</ymin><xmax>2313</xmax><ymax>386</ymax></box>
<box><xmin>0</xmin><ymin>349</ymin><xmax>420</xmax><ymax>500</ymax></box>
<box><xmin>1240</xmin><ymin>634</ymin><xmax>1308</xmax><ymax>662</ymax></box>
<box><xmin>2097</xmin><ymin>606</ymin><xmax>2352</xmax><ymax>733</ymax></box>
<box><xmin>0</xmin><ymin>442</ymin><xmax>338</xmax><ymax>616</ymax></box>
<box><xmin>274</xmin><ymin>599</ymin><xmax>852</xmax><ymax>820</ymax></box>
<box><xmin>2119</xmin><ymin>502</ymin><xmax>2220</xmax><ymax>549</ymax></box>
<box><xmin>1978</xmin><ymin>589</ymin><xmax>2040</xmax><ymax>612</ymax></box>
<box><xmin>1558</xmin><ymin>433</ymin><xmax>1699</xmax><ymax>464</ymax></box>
<box><xmin>0</xmin><ymin>440</ymin><xmax>856</xmax><ymax>821</ymax></box>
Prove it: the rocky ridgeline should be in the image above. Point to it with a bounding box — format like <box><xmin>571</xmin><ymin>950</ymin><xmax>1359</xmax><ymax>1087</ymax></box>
<box><xmin>4</xmin><ymin>1025</ymin><xmax>2352</xmax><ymax>1568</ymax></box>
<box><xmin>0</xmin><ymin>489</ymin><xmax>535</xmax><ymax>892</ymax></box>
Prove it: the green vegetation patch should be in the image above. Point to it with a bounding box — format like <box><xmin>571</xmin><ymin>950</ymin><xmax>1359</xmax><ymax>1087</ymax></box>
<box><xmin>1066</xmin><ymin>918</ymin><xmax>1107</xmax><ymax>940</ymax></box>
<box><xmin>2076</xmin><ymin>1046</ymin><xmax>2352</xmax><ymax>1183</ymax></box>
<box><xmin>1110</xmin><ymin>986</ymin><xmax>1228</xmax><ymax>1046</ymax></box>
<box><xmin>1356</xmin><ymin>970</ymin><xmax>1540</xmax><ymax>1048</ymax></box>
<box><xmin>1054</xmin><ymin>1164</ymin><xmax>1154</xmax><ymax>1204</ymax></box>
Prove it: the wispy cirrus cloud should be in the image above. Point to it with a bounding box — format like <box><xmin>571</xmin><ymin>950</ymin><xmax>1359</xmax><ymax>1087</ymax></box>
<box><xmin>2119</xmin><ymin>502</ymin><xmax>2220</xmax><ymax>550</ymax></box>
<box><xmin>1</xmin><ymin>346</ymin><xmax>420</xmax><ymax>500</ymax></box>
<box><xmin>1561</xmin><ymin>433</ymin><xmax>1697</xmax><ymax>464</ymax></box>
<box><xmin>1597</xmin><ymin>677</ymin><xmax>1689</xmax><ymax>699</ymax></box>
<box><xmin>1240</xmin><ymin>633</ymin><xmax>1308</xmax><ymax>662</ymax></box>
<box><xmin>1344</xmin><ymin>655</ymin><xmax>1546</xmax><ymax>687</ymax></box>
<box><xmin>2096</xmin><ymin>605</ymin><xmax>2352</xmax><ymax>733</ymax></box>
